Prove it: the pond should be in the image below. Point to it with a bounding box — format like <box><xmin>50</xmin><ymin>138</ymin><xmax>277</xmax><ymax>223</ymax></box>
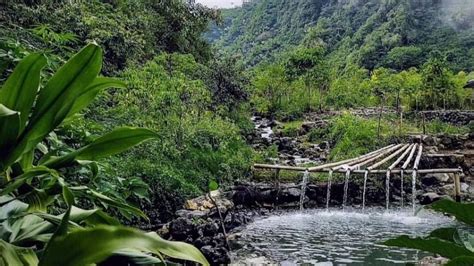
<box><xmin>232</xmin><ymin>207</ymin><xmax>454</xmax><ymax>265</ymax></box>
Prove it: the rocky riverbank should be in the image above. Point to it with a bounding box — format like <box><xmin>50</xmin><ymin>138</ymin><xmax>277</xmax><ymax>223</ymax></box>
<box><xmin>159</xmin><ymin>112</ymin><xmax>474</xmax><ymax>264</ymax></box>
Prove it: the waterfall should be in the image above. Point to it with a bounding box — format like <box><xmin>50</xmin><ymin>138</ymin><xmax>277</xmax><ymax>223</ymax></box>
<box><xmin>412</xmin><ymin>170</ymin><xmax>417</xmax><ymax>215</ymax></box>
<box><xmin>300</xmin><ymin>170</ymin><xmax>309</xmax><ymax>211</ymax></box>
<box><xmin>362</xmin><ymin>170</ymin><xmax>369</xmax><ymax>211</ymax></box>
<box><xmin>325</xmin><ymin>170</ymin><xmax>333</xmax><ymax>210</ymax></box>
<box><xmin>385</xmin><ymin>171</ymin><xmax>391</xmax><ymax>210</ymax></box>
<box><xmin>400</xmin><ymin>171</ymin><xmax>404</xmax><ymax>208</ymax></box>
<box><xmin>342</xmin><ymin>170</ymin><xmax>350</xmax><ymax>210</ymax></box>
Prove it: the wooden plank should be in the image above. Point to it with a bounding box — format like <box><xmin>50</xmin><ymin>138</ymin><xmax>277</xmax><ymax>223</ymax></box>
<box><xmin>367</xmin><ymin>144</ymin><xmax>410</xmax><ymax>170</ymax></box>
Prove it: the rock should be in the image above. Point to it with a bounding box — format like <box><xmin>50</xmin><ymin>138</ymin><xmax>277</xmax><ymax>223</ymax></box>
<box><xmin>201</xmin><ymin>245</ymin><xmax>231</xmax><ymax>265</ymax></box>
<box><xmin>419</xmin><ymin>192</ymin><xmax>451</xmax><ymax>205</ymax></box>
<box><xmin>175</xmin><ymin>209</ymin><xmax>209</xmax><ymax>219</ymax></box>
<box><xmin>184</xmin><ymin>199</ymin><xmax>199</xmax><ymax>210</ymax></box>
<box><xmin>421</xmin><ymin>173</ymin><xmax>450</xmax><ymax>186</ymax></box>
<box><xmin>202</xmin><ymin>222</ymin><xmax>220</xmax><ymax>237</ymax></box>
<box><xmin>169</xmin><ymin>217</ymin><xmax>196</xmax><ymax>241</ymax></box>
<box><xmin>417</xmin><ymin>256</ymin><xmax>449</xmax><ymax>266</ymax></box>
<box><xmin>441</xmin><ymin>183</ymin><xmax>470</xmax><ymax>194</ymax></box>
<box><xmin>423</xmin><ymin>136</ymin><xmax>438</xmax><ymax>146</ymax></box>
<box><xmin>319</xmin><ymin>141</ymin><xmax>329</xmax><ymax>150</ymax></box>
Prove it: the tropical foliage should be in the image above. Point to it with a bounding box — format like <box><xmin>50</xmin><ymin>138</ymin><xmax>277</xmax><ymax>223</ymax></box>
<box><xmin>384</xmin><ymin>199</ymin><xmax>474</xmax><ymax>266</ymax></box>
<box><xmin>0</xmin><ymin>44</ymin><xmax>208</xmax><ymax>265</ymax></box>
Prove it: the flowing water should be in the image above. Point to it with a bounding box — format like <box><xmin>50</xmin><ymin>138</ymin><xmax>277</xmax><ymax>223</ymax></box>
<box><xmin>385</xmin><ymin>171</ymin><xmax>391</xmax><ymax>210</ymax></box>
<box><xmin>400</xmin><ymin>171</ymin><xmax>404</xmax><ymax>208</ymax></box>
<box><xmin>232</xmin><ymin>208</ymin><xmax>454</xmax><ymax>265</ymax></box>
<box><xmin>326</xmin><ymin>170</ymin><xmax>333</xmax><ymax>210</ymax></box>
<box><xmin>300</xmin><ymin>170</ymin><xmax>309</xmax><ymax>210</ymax></box>
<box><xmin>412</xmin><ymin>171</ymin><xmax>417</xmax><ymax>214</ymax></box>
<box><xmin>342</xmin><ymin>170</ymin><xmax>351</xmax><ymax>210</ymax></box>
<box><xmin>362</xmin><ymin>170</ymin><xmax>369</xmax><ymax>211</ymax></box>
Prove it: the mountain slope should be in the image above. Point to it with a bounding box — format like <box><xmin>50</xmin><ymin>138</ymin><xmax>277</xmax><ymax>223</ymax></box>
<box><xmin>212</xmin><ymin>0</ymin><xmax>474</xmax><ymax>72</ymax></box>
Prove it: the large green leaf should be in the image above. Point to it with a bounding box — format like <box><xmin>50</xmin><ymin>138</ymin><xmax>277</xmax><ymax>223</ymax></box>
<box><xmin>8</xmin><ymin>44</ymin><xmax>102</xmax><ymax>166</ymax></box>
<box><xmin>384</xmin><ymin>235</ymin><xmax>474</xmax><ymax>259</ymax></box>
<box><xmin>0</xmin><ymin>240</ymin><xmax>38</xmax><ymax>266</ymax></box>
<box><xmin>39</xmin><ymin>226</ymin><xmax>209</xmax><ymax>266</ymax></box>
<box><xmin>429</xmin><ymin>227</ymin><xmax>459</xmax><ymax>243</ymax></box>
<box><xmin>429</xmin><ymin>199</ymin><xmax>474</xmax><ymax>226</ymax></box>
<box><xmin>8</xmin><ymin>214</ymin><xmax>54</xmax><ymax>245</ymax></box>
<box><xmin>0</xmin><ymin>104</ymin><xmax>20</xmax><ymax>160</ymax></box>
<box><xmin>0</xmin><ymin>53</ymin><xmax>47</xmax><ymax>133</ymax></box>
<box><xmin>68</xmin><ymin>206</ymin><xmax>120</xmax><ymax>226</ymax></box>
<box><xmin>445</xmin><ymin>256</ymin><xmax>474</xmax><ymax>266</ymax></box>
<box><xmin>87</xmin><ymin>189</ymin><xmax>148</xmax><ymax>220</ymax></box>
<box><xmin>43</xmin><ymin>127</ymin><xmax>158</xmax><ymax>169</ymax></box>
<box><xmin>0</xmin><ymin>166</ymin><xmax>58</xmax><ymax>196</ymax></box>
<box><xmin>75</xmin><ymin>127</ymin><xmax>158</xmax><ymax>160</ymax></box>
<box><xmin>65</xmin><ymin>77</ymin><xmax>126</xmax><ymax>118</ymax></box>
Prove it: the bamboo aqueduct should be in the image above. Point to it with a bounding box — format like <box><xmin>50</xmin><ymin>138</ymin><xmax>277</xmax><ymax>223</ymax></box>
<box><xmin>253</xmin><ymin>142</ymin><xmax>464</xmax><ymax>212</ymax></box>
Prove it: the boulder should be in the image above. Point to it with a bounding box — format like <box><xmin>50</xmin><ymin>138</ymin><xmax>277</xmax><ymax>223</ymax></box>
<box><xmin>201</xmin><ymin>246</ymin><xmax>231</xmax><ymax>265</ymax></box>
<box><xmin>169</xmin><ymin>217</ymin><xmax>196</xmax><ymax>241</ymax></box>
<box><xmin>419</xmin><ymin>192</ymin><xmax>451</xmax><ymax>205</ymax></box>
<box><xmin>421</xmin><ymin>173</ymin><xmax>450</xmax><ymax>186</ymax></box>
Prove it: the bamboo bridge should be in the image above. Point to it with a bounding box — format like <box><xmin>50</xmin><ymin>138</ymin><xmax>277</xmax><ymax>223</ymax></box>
<box><xmin>253</xmin><ymin>143</ymin><xmax>464</xmax><ymax>206</ymax></box>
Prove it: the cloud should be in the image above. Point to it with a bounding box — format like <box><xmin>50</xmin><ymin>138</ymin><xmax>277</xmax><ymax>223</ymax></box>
<box><xmin>196</xmin><ymin>0</ymin><xmax>241</xmax><ymax>8</ymax></box>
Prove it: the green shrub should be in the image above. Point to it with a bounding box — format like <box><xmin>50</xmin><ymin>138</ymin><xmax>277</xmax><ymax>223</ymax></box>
<box><xmin>0</xmin><ymin>44</ymin><xmax>208</xmax><ymax>265</ymax></box>
<box><xmin>281</xmin><ymin>120</ymin><xmax>304</xmax><ymax>137</ymax></box>
<box><xmin>86</xmin><ymin>53</ymin><xmax>253</xmax><ymax>200</ymax></box>
<box><xmin>327</xmin><ymin>114</ymin><xmax>390</xmax><ymax>160</ymax></box>
<box><xmin>426</xmin><ymin>119</ymin><xmax>470</xmax><ymax>135</ymax></box>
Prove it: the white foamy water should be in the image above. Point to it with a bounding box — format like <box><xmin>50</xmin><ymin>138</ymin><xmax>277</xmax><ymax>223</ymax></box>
<box><xmin>232</xmin><ymin>208</ymin><xmax>454</xmax><ymax>265</ymax></box>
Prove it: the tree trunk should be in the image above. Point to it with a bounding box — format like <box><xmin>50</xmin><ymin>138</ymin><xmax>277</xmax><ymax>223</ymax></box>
<box><xmin>378</xmin><ymin>100</ymin><xmax>384</xmax><ymax>140</ymax></box>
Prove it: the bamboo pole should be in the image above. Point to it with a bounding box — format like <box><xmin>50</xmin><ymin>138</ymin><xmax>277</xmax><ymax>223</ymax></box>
<box><xmin>367</xmin><ymin>144</ymin><xmax>410</xmax><ymax>170</ymax></box>
<box><xmin>307</xmin><ymin>144</ymin><xmax>395</xmax><ymax>172</ymax></box>
<box><xmin>348</xmin><ymin>144</ymin><xmax>403</xmax><ymax>170</ymax></box>
<box><xmin>454</xmin><ymin>173</ymin><xmax>461</xmax><ymax>202</ymax></box>
<box><xmin>253</xmin><ymin>164</ymin><xmax>462</xmax><ymax>174</ymax></box>
<box><xmin>254</xmin><ymin>164</ymin><xmax>307</xmax><ymax>171</ymax></box>
<box><xmin>332</xmin><ymin>145</ymin><xmax>397</xmax><ymax>171</ymax></box>
<box><xmin>388</xmin><ymin>143</ymin><xmax>414</xmax><ymax>170</ymax></box>
<box><xmin>413</xmin><ymin>144</ymin><xmax>423</xmax><ymax>170</ymax></box>
<box><xmin>402</xmin><ymin>144</ymin><xmax>418</xmax><ymax>169</ymax></box>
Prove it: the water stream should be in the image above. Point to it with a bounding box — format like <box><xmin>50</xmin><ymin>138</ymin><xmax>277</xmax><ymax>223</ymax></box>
<box><xmin>233</xmin><ymin>208</ymin><xmax>454</xmax><ymax>265</ymax></box>
<box><xmin>325</xmin><ymin>170</ymin><xmax>333</xmax><ymax>210</ymax></box>
<box><xmin>400</xmin><ymin>171</ymin><xmax>404</xmax><ymax>208</ymax></box>
<box><xmin>300</xmin><ymin>170</ymin><xmax>309</xmax><ymax>210</ymax></box>
<box><xmin>342</xmin><ymin>170</ymin><xmax>351</xmax><ymax>210</ymax></box>
<box><xmin>412</xmin><ymin>171</ymin><xmax>417</xmax><ymax>214</ymax></box>
<box><xmin>385</xmin><ymin>171</ymin><xmax>391</xmax><ymax>210</ymax></box>
<box><xmin>362</xmin><ymin>170</ymin><xmax>369</xmax><ymax>211</ymax></box>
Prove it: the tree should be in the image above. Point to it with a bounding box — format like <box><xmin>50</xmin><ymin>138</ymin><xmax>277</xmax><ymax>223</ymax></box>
<box><xmin>370</xmin><ymin>68</ymin><xmax>399</xmax><ymax>138</ymax></box>
<box><xmin>421</xmin><ymin>52</ymin><xmax>456</xmax><ymax>109</ymax></box>
<box><xmin>384</xmin><ymin>46</ymin><xmax>423</xmax><ymax>71</ymax></box>
<box><xmin>284</xmin><ymin>46</ymin><xmax>329</xmax><ymax>111</ymax></box>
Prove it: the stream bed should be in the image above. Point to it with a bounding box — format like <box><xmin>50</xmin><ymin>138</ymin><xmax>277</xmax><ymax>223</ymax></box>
<box><xmin>232</xmin><ymin>207</ymin><xmax>454</xmax><ymax>265</ymax></box>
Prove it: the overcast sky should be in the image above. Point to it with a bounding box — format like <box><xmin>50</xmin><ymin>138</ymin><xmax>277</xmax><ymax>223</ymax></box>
<box><xmin>196</xmin><ymin>0</ymin><xmax>241</xmax><ymax>8</ymax></box>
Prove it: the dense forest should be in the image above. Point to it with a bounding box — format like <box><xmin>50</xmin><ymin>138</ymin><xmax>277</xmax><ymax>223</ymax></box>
<box><xmin>0</xmin><ymin>0</ymin><xmax>473</xmax><ymax>265</ymax></box>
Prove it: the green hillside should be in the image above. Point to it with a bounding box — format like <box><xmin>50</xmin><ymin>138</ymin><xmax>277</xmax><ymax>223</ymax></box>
<box><xmin>212</xmin><ymin>0</ymin><xmax>474</xmax><ymax>72</ymax></box>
